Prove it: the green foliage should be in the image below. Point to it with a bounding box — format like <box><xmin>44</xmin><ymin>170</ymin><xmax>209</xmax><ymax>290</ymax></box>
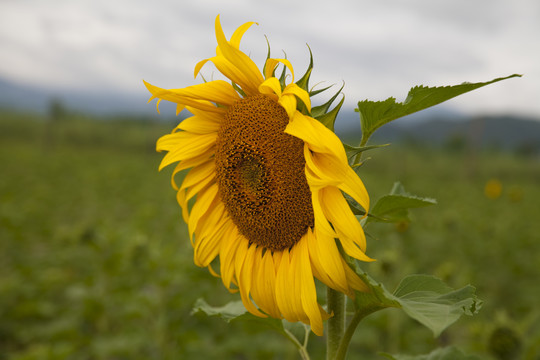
<box><xmin>382</xmin><ymin>346</ymin><xmax>481</xmax><ymax>360</ymax></box>
<box><xmin>356</xmin><ymin>74</ymin><xmax>521</xmax><ymax>145</ymax></box>
<box><xmin>366</xmin><ymin>182</ymin><xmax>437</xmax><ymax>225</ymax></box>
<box><xmin>1</xmin><ymin>111</ymin><xmax>539</xmax><ymax>359</ymax></box>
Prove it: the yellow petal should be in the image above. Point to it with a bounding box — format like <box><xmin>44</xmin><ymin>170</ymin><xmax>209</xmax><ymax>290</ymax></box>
<box><xmin>283</xmin><ymin>83</ymin><xmax>311</xmax><ymax>112</ymax></box>
<box><xmin>208</xmin><ymin>55</ymin><xmax>260</xmax><ymax>96</ymax></box>
<box><xmin>158</xmin><ymin>132</ymin><xmax>217</xmax><ymax>171</ymax></box>
<box><xmin>165</xmin><ymin>80</ymin><xmax>240</xmax><ymax>106</ymax></box>
<box><xmin>306</xmin><ymin>228</ymin><xmax>337</xmax><ymax>289</ymax></box>
<box><xmin>264</xmin><ymin>58</ymin><xmax>295</xmax><ymax>81</ymax></box>
<box><xmin>194</xmin><ymin>58</ymin><xmax>210</xmax><ymax>79</ymax></box>
<box><xmin>187</xmin><ymin>184</ymin><xmax>219</xmax><ymax>241</ymax></box>
<box><xmin>207</xmin><ymin>263</ymin><xmax>220</xmax><ymax>278</ymax></box>
<box><xmin>285</xmin><ymin>112</ymin><xmax>346</xmax><ymax>161</ymax></box>
<box><xmin>321</xmin><ymin>186</ymin><xmax>369</xmax><ymax>255</ymax></box>
<box><xmin>298</xmin><ymin>236</ymin><xmax>324</xmax><ymax>336</ymax></box>
<box><xmin>194</xmin><ymin>214</ymin><xmax>228</xmax><ymax>267</ymax></box>
<box><xmin>305</xmin><ymin>149</ymin><xmax>369</xmax><ymax>213</ymax></box>
<box><xmin>214</xmin><ymin>15</ymin><xmax>263</xmax><ymax>94</ymax></box>
<box><xmin>219</xmin><ymin>223</ymin><xmax>241</xmax><ymax>292</ymax></box>
<box><xmin>310</xmin><ymin>227</ymin><xmax>351</xmax><ymax>295</ymax></box>
<box><xmin>175</xmin><ymin>161</ymin><xmax>215</xmax><ymax>223</ymax></box>
<box><xmin>230</xmin><ymin>21</ymin><xmax>258</xmax><ymax>48</ymax></box>
<box><xmin>169</xmin><ymin>147</ymin><xmax>215</xmax><ymax>190</ymax></box>
<box><xmin>250</xmin><ymin>247</ymin><xmax>281</xmax><ymax>319</ymax></box>
<box><xmin>175</xmin><ymin>104</ymin><xmax>186</xmax><ymax>116</ymax></box>
<box><xmin>288</xmin><ymin>243</ymin><xmax>310</xmax><ymax>324</ymax></box>
<box><xmin>278</xmin><ymin>95</ymin><xmax>297</xmax><ymax>120</ymax></box>
<box><xmin>311</xmin><ymin>189</ymin><xmax>337</xmax><ymax>238</ymax></box>
<box><xmin>144</xmin><ymin>80</ymin><xmax>225</xmax><ymax>113</ymax></box>
<box><xmin>260</xmin><ymin>250</ymin><xmax>281</xmax><ymax>318</ymax></box>
<box><xmin>341</xmin><ymin>257</ymin><xmax>369</xmax><ymax>293</ymax></box>
<box><xmin>179</xmin><ymin>160</ymin><xmax>216</xmax><ymax>192</ymax></box>
<box><xmin>176</xmin><ymin>114</ymin><xmax>221</xmax><ymax>134</ymax></box>
<box><xmin>264</xmin><ymin>58</ymin><xmax>279</xmax><ymax>80</ymax></box>
<box><xmin>235</xmin><ymin>242</ymin><xmax>267</xmax><ymax>317</ymax></box>
<box><xmin>258</xmin><ymin>77</ymin><xmax>282</xmax><ymax>98</ymax></box>
<box><xmin>304</xmin><ymin>147</ymin><xmax>340</xmax><ymax>190</ymax></box>
<box><xmin>276</xmin><ymin>249</ymin><xmax>296</xmax><ymax>321</ymax></box>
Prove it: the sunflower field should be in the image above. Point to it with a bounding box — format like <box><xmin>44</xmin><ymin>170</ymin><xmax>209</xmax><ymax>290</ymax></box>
<box><xmin>1</xmin><ymin>110</ymin><xmax>539</xmax><ymax>359</ymax></box>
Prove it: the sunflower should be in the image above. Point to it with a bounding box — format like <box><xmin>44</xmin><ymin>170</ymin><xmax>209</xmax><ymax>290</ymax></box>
<box><xmin>144</xmin><ymin>15</ymin><xmax>372</xmax><ymax>336</ymax></box>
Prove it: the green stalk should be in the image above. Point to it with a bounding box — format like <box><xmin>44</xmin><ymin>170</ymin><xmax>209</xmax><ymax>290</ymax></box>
<box><xmin>326</xmin><ymin>286</ymin><xmax>346</xmax><ymax>360</ymax></box>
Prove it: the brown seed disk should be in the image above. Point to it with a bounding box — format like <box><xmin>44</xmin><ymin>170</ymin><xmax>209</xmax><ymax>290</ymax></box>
<box><xmin>215</xmin><ymin>94</ymin><xmax>314</xmax><ymax>251</ymax></box>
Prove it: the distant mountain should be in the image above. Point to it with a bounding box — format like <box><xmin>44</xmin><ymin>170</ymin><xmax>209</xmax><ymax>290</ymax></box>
<box><xmin>0</xmin><ymin>77</ymin><xmax>175</xmax><ymax>115</ymax></box>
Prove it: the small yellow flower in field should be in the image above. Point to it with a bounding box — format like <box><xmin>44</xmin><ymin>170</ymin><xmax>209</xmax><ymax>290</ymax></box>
<box><xmin>484</xmin><ymin>179</ymin><xmax>503</xmax><ymax>199</ymax></box>
<box><xmin>144</xmin><ymin>16</ymin><xmax>372</xmax><ymax>335</ymax></box>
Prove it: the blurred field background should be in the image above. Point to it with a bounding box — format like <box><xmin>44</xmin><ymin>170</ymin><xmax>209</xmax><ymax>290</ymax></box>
<box><xmin>1</xmin><ymin>107</ymin><xmax>539</xmax><ymax>360</ymax></box>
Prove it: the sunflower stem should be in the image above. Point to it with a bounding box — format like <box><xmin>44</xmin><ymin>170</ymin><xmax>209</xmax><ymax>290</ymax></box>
<box><xmin>326</xmin><ymin>287</ymin><xmax>346</xmax><ymax>360</ymax></box>
<box><xmin>335</xmin><ymin>309</ymin><xmax>369</xmax><ymax>360</ymax></box>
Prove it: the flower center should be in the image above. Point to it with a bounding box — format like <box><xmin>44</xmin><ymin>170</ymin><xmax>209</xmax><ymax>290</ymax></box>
<box><xmin>215</xmin><ymin>94</ymin><xmax>314</xmax><ymax>251</ymax></box>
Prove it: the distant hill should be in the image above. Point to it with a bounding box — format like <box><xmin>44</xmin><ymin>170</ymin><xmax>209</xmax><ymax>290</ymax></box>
<box><xmin>338</xmin><ymin>114</ymin><xmax>540</xmax><ymax>152</ymax></box>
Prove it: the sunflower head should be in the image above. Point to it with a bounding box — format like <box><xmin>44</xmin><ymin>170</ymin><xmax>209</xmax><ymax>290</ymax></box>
<box><xmin>145</xmin><ymin>15</ymin><xmax>372</xmax><ymax>336</ymax></box>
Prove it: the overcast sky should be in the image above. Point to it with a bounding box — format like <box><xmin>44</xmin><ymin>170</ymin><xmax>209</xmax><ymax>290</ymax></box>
<box><xmin>0</xmin><ymin>0</ymin><xmax>538</xmax><ymax>118</ymax></box>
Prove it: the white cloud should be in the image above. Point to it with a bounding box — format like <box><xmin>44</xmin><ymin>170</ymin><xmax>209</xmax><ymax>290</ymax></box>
<box><xmin>0</xmin><ymin>0</ymin><xmax>538</xmax><ymax>116</ymax></box>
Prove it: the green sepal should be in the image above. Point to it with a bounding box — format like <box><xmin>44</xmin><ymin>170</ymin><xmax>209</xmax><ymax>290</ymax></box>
<box><xmin>309</xmin><ymin>84</ymin><xmax>334</xmax><ymax>97</ymax></box>
<box><xmin>262</xmin><ymin>35</ymin><xmax>272</xmax><ymax>79</ymax></box>
<box><xmin>365</xmin><ymin>182</ymin><xmax>437</xmax><ymax>225</ymax></box>
<box><xmin>311</xmin><ymin>83</ymin><xmax>344</xmax><ymax>118</ymax></box>
<box><xmin>380</xmin><ymin>346</ymin><xmax>481</xmax><ymax>360</ymax></box>
<box><xmin>232</xmin><ymin>82</ymin><xmax>246</xmax><ymax>98</ymax></box>
<box><xmin>262</xmin><ymin>37</ymin><xmax>288</xmax><ymax>89</ymax></box>
<box><xmin>311</xmin><ymin>84</ymin><xmax>345</xmax><ymax>131</ymax></box>
<box><xmin>295</xmin><ymin>45</ymin><xmax>313</xmax><ymax>92</ymax></box>
<box><xmin>356</xmin><ymin>74</ymin><xmax>522</xmax><ymax>145</ymax></box>
<box><xmin>278</xmin><ymin>53</ymin><xmax>288</xmax><ymax>89</ymax></box>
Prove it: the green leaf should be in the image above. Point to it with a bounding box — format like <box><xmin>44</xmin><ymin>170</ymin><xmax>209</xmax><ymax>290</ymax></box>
<box><xmin>365</xmin><ymin>182</ymin><xmax>436</xmax><ymax>225</ymax></box>
<box><xmin>191</xmin><ymin>299</ymin><xmax>310</xmax><ymax>352</ymax></box>
<box><xmin>192</xmin><ymin>298</ymin><xmax>283</xmax><ymax>331</ymax></box>
<box><xmin>347</xmin><ymin>259</ymin><xmax>481</xmax><ymax>337</ymax></box>
<box><xmin>344</xmin><ymin>143</ymin><xmax>389</xmax><ymax>167</ymax></box>
<box><xmin>380</xmin><ymin>345</ymin><xmax>481</xmax><ymax>360</ymax></box>
<box><xmin>392</xmin><ymin>275</ymin><xmax>482</xmax><ymax>337</ymax></box>
<box><xmin>191</xmin><ymin>298</ymin><xmax>247</xmax><ymax>322</ymax></box>
<box><xmin>356</xmin><ymin>74</ymin><xmax>521</xmax><ymax>145</ymax></box>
